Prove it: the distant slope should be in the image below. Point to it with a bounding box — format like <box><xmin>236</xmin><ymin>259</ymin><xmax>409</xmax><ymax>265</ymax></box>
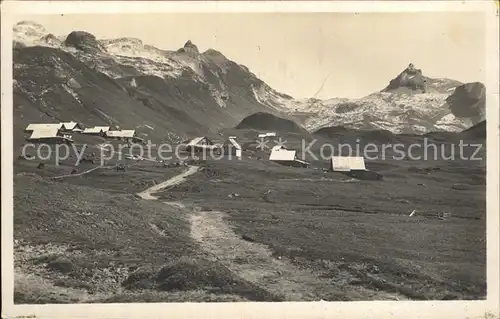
<box><xmin>461</xmin><ymin>120</ymin><xmax>486</xmax><ymax>140</ymax></box>
<box><xmin>236</xmin><ymin>112</ymin><xmax>307</xmax><ymax>134</ymax></box>
<box><xmin>314</xmin><ymin>119</ymin><xmax>488</xmax><ymax>147</ymax></box>
<box><xmin>313</xmin><ymin>125</ymin><xmax>421</xmax><ymax>145</ymax></box>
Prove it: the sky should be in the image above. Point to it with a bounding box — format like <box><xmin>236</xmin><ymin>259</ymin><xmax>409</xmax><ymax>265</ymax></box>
<box><xmin>15</xmin><ymin>12</ymin><xmax>486</xmax><ymax>99</ymax></box>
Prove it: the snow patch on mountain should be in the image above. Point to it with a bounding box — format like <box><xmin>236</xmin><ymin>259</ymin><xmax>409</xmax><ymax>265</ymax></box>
<box><xmin>210</xmin><ymin>88</ymin><xmax>228</xmax><ymax>108</ymax></box>
<box><xmin>62</xmin><ymin>84</ymin><xmax>82</xmax><ymax>104</ymax></box>
<box><xmin>282</xmin><ymin>91</ymin><xmax>474</xmax><ymax>134</ymax></box>
<box><xmin>102</xmin><ymin>37</ymin><xmax>146</xmax><ymax>56</ymax></box>
<box><xmin>13</xmin><ymin>21</ymin><xmax>63</xmax><ymax>48</ymax></box>
<box><xmin>251</xmin><ymin>83</ymin><xmax>299</xmax><ymax>112</ymax></box>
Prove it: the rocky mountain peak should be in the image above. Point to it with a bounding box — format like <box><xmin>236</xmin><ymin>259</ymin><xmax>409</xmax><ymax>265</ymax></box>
<box><xmin>64</xmin><ymin>31</ymin><xmax>106</xmax><ymax>53</ymax></box>
<box><xmin>404</xmin><ymin>63</ymin><xmax>422</xmax><ymax>75</ymax></box>
<box><xmin>177</xmin><ymin>40</ymin><xmax>199</xmax><ymax>55</ymax></box>
<box><xmin>382</xmin><ymin>63</ymin><xmax>428</xmax><ymax>93</ymax></box>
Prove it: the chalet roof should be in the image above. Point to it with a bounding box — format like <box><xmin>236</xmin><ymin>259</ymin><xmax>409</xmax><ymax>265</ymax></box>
<box><xmin>28</xmin><ymin>127</ymin><xmax>61</xmax><ymax>139</ymax></box>
<box><xmin>106</xmin><ymin>130</ymin><xmax>136</xmax><ymax>138</ymax></box>
<box><xmin>269</xmin><ymin>149</ymin><xmax>296</xmax><ymax>162</ymax></box>
<box><xmin>94</xmin><ymin>126</ymin><xmax>110</xmax><ymax>132</ymax></box>
<box><xmin>61</xmin><ymin>121</ymin><xmax>80</xmax><ymax>130</ymax></box>
<box><xmin>258</xmin><ymin>132</ymin><xmax>277</xmax><ymax>138</ymax></box>
<box><xmin>331</xmin><ymin>156</ymin><xmax>366</xmax><ymax>171</ymax></box>
<box><xmin>271</xmin><ymin>145</ymin><xmax>286</xmax><ymax>152</ymax></box>
<box><xmin>187</xmin><ymin>136</ymin><xmax>214</xmax><ymax>146</ymax></box>
<box><xmin>25</xmin><ymin>123</ymin><xmax>64</xmax><ymax>131</ymax></box>
<box><xmin>227</xmin><ymin>137</ymin><xmax>242</xmax><ymax>150</ymax></box>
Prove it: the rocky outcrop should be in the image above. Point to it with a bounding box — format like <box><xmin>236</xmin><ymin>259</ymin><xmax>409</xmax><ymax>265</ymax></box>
<box><xmin>64</xmin><ymin>31</ymin><xmax>106</xmax><ymax>53</ymax></box>
<box><xmin>236</xmin><ymin>112</ymin><xmax>306</xmax><ymax>134</ymax></box>
<box><xmin>447</xmin><ymin>82</ymin><xmax>486</xmax><ymax>124</ymax></box>
<box><xmin>177</xmin><ymin>40</ymin><xmax>200</xmax><ymax>57</ymax></box>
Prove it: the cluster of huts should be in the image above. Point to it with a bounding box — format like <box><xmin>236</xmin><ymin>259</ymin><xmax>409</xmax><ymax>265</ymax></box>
<box><xmin>182</xmin><ymin>132</ymin><xmax>381</xmax><ymax>180</ymax></box>
<box><xmin>24</xmin><ymin>121</ymin><xmax>381</xmax><ymax>180</ymax></box>
<box><xmin>24</xmin><ymin>121</ymin><xmax>143</xmax><ymax>144</ymax></box>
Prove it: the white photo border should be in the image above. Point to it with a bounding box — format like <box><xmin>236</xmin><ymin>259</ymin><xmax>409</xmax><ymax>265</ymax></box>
<box><xmin>1</xmin><ymin>1</ymin><xmax>499</xmax><ymax>318</ymax></box>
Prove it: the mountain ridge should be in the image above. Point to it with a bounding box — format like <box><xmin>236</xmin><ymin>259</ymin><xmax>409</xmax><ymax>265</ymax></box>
<box><xmin>12</xmin><ymin>21</ymin><xmax>296</xmax><ymax>145</ymax></box>
<box><xmin>287</xmin><ymin>63</ymin><xmax>485</xmax><ymax>135</ymax></box>
<box><xmin>12</xmin><ymin>21</ymin><xmax>486</xmax><ymax>140</ymax></box>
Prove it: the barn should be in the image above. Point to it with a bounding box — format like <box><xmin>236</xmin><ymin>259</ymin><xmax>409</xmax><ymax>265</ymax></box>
<box><xmin>184</xmin><ymin>136</ymin><xmax>219</xmax><ymax>153</ymax></box>
<box><xmin>105</xmin><ymin>130</ymin><xmax>143</xmax><ymax>143</ymax></box>
<box><xmin>82</xmin><ymin>126</ymin><xmax>110</xmax><ymax>136</ymax></box>
<box><xmin>26</xmin><ymin>127</ymin><xmax>73</xmax><ymax>144</ymax></box>
<box><xmin>83</xmin><ymin>127</ymin><xmax>105</xmax><ymax>136</ymax></box>
<box><xmin>330</xmin><ymin>156</ymin><xmax>366</xmax><ymax>172</ymax></box>
<box><xmin>269</xmin><ymin>146</ymin><xmax>309</xmax><ymax>168</ymax></box>
<box><xmin>330</xmin><ymin>156</ymin><xmax>383</xmax><ymax>180</ymax></box>
<box><xmin>94</xmin><ymin>126</ymin><xmax>111</xmax><ymax>133</ymax></box>
<box><xmin>258</xmin><ymin>132</ymin><xmax>277</xmax><ymax>138</ymax></box>
<box><xmin>25</xmin><ymin>123</ymin><xmax>65</xmax><ymax>133</ymax></box>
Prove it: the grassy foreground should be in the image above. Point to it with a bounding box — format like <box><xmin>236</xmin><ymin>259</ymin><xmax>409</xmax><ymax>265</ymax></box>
<box><xmin>13</xmin><ymin>138</ymin><xmax>486</xmax><ymax>302</ymax></box>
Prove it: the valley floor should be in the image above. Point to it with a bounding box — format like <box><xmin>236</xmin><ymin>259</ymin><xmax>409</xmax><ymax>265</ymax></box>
<box><xmin>13</xmin><ymin>143</ymin><xmax>486</xmax><ymax>303</ymax></box>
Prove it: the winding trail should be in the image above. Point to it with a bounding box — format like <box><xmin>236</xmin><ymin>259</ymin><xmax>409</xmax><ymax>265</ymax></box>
<box><xmin>52</xmin><ymin>164</ymin><xmax>117</xmax><ymax>180</ymax></box>
<box><xmin>138</xmin><ymin>167</ymin><xmax>407</xmax><ymax>301</ymax></box>
<box><xmin>189</xmin><ymin>209</ymin><xmax>326</xmax><ymax>301</ymax></box>
<box><xmin>136</xmin><ymin>165</ymin><xmax>199</xmax><ymax>200</ymax></box>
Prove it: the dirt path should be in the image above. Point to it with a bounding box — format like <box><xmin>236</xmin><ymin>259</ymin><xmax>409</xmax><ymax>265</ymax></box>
<box><xmin>141</xmin><ymin>168</ymin><xmax>407</xmax><ymax>301</ymax></box>
<box><xmin>136</xmin><ymin>165</ymin><xmax>199</xmax><ymax>200</ymax></box>
<box><xmin>188</xmin><ymin>209</ymin><xmax>328</xmax><ymax>301</ymax></box>
<box><xmin>51</xmin><ymin>164</ymin><xmax>118</xmax><ymax>180</ymax></box>
<box><xmin>188</xmin><ymin>209</ymin><xmax>409</xmax><ymax>301</ymax></box>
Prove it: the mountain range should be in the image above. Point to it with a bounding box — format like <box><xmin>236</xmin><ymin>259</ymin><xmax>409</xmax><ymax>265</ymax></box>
<box><xmin>12</xmin><ymin>20</ymin><xmax>486</xmax><ymax>144</ymax></box>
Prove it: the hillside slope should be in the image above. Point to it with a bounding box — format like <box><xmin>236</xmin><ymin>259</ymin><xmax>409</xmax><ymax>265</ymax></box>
<box><xmin>12</xmin><ymin>21</ymin><xmax>295</xmax><ymax>145</ymax></box>
<box><xmin>461</xmin><ymin>120</ymin><xmax>486</xmax><ymax>140</ymax></box>
<box><xmin>235</xmin><ymin>112</ymin><xmax>307</xmax><ymax>134</ymax></box>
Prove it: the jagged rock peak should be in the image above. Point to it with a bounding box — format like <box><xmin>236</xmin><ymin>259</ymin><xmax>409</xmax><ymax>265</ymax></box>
<box><xmin>402</xmin><ymin>63</ymin><xmax>423</xmax><ymax>76</ymax></box>
<box><xmin>64</xmin><ymin>31</ymin><xmax>106</xmax><ymax>53</ymax></box>
<box><xmin>382</xmin><ymin>62</ymin><xmax>427</xmax><ymax>93</ymax></box>
<box><xmin>183</xmin><ymin>40</ymin><xmax>199</xmax><ymax>54</ymax></box>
